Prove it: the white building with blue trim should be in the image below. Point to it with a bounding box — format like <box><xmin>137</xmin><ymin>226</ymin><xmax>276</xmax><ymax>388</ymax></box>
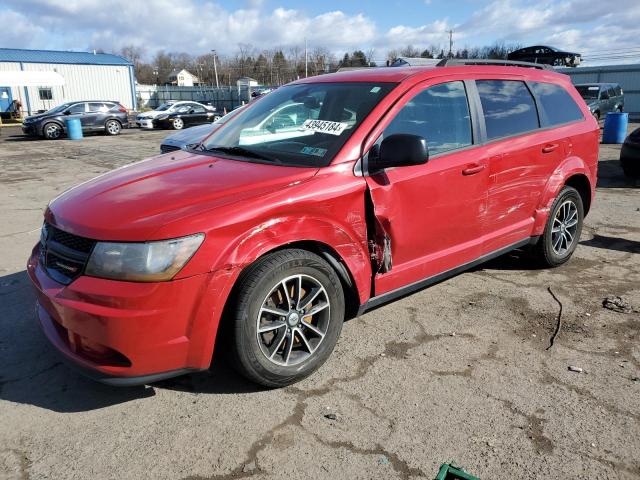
<box><xmin>0</xmin><ymin>48</ymin><xmax>136</xmax><ymax>115</ymax></box>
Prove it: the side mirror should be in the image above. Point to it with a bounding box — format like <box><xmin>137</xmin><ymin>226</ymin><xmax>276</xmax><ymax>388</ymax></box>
<box><xmin>189</xmin><ymin>109</ymin><xmax>195</xmax><ymax>114</ymax></box>
<box><xmin>368</xmin><ymin>134</ymin><xmax>429</xmax><ymax>172</ymax></box>
<box><xmin>63</xmin><ymin>110</ymin><xmax>71</xmax><ymax>115</ymax></box>
<box><xmin>600</xmin><ymin>92</ymin><xmax>609</xmax><ymax>100</ymax></box>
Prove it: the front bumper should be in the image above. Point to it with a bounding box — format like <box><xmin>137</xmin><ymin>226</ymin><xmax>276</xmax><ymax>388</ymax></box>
<box><xmin>27</xmin><ymin>245</ymin><xmax>225</xmax><ymax>385</ymax></box>
<box><xmin>136</xmin><ymin>119</ymin><xmax>155</xmax><ymax>129</ymax></box>
<box><xmin>22</xmin><ymin>124</ymin><xmax>38</xmax><ymax>136</ymax></box>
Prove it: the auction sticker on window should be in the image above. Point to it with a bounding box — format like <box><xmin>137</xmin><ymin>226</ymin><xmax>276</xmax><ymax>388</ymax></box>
<box><xmin>301</xmin><ymin>119</ymin><xmax>348</xmax><ymax>136</ymax></box>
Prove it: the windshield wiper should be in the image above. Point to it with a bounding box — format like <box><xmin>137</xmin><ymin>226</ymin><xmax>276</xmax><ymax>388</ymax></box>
<box><xmin>204</xmin><ymin>146</ymin><xmax>281</xmax><ymax>164</ymax></box>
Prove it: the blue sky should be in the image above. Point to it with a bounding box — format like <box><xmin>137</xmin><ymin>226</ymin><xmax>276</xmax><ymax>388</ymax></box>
<box><xmin>2</xmin><ymin>0</ymin><xmax>639</xmax><ymax>65</ymax></box>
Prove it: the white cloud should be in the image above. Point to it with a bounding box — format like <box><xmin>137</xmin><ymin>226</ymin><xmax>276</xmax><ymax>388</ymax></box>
<box><xmin>2</xmin><ymin>0</ymin><xmax>378</xmax><ymax>57</ymax></box>
<box><xmin>2</xmin><ymin>0</ymin><xmax>640</xmax><ymax>65</ymax></box>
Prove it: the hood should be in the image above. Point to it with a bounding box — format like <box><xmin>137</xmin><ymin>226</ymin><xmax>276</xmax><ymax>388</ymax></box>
<box><xmin>138</xmin><ymin>110</ymin><xmax>166</xmax><ymax>119</ymax></box>
<box><xmin>24</xmin><ymin>112</ymin><xmax>52</xmax><ymax>122</ymax></box>
<box><xmin>47</xmin><ymin>151</ymin><xmax>317</xmax><ymax>241</ymax></box>
<box><xmin>162</xmin><ymin>123</ymin><xmax>218</xmax><ymax>146</ymax></box>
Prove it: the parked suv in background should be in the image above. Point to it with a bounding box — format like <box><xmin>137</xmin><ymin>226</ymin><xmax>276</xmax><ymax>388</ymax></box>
<box><xmin>575</xmin><ymin>83</ymin><xmax>624</xmax><ymax>120</ymax></box>
<box><xmin>28</xmin><ymin>62</ymin><xmax>598</xmax><ymax>387</ymax></box>
<box><xmin>22</xmin><ymin>101</ymin><xmax>128</xmax><ymax>139</ymax></box>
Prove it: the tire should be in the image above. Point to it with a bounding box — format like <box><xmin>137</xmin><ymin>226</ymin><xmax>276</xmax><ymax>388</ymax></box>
<box><xmin>531</xmin><ymin>186</ymin><xmax>584</xmax><ymax>267</ymax></box>
<box><xmin>105</xmin><ymin>120</ymin><xmax>121</xmax><ymax>136</ymax></box>
<box><xmin>230</xmin><ymin>249</ymin><xmax>345</xmax><ymax>387</ymax></box>
<box><xmin>43</xmin><ymin>122</ymin><xmax>62</xmax><ymax>140</ymax></box>
<box><xmin>172</xmin><ymin>118</ymin><xmax>184</xmax><ymax>130</ymax></box>
<box><xmin>213</xmin><ymin>115</ymin><xmax>221</xmax><ymax>122</ymax></box>
<box><xmin>621</xmin><ymin>160</ymin><xmax>640</xmax><ymax>178</ymax></box>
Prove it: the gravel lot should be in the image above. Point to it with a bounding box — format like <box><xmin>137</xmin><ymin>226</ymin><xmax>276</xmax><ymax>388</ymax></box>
<box><xmin>0</xmin><ymin>124</ymin><xmax>638</xmax><ymax>480</ymax></box>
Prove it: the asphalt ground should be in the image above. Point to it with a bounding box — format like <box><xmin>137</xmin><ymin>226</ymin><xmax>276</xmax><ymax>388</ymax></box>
<box><xmin>0</xmin><ymin>124</ymin><xmax>638</xmax><ymax>479</ymax></box>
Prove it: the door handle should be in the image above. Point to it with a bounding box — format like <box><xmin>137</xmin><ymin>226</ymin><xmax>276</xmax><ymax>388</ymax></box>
<box><xmin>542</xmin><ymin>143</ymin><xmax>560</xmax><ymax>153</ymax></box>
<box><xmin>462</xmin><ymin>164</ymin><xmax>486</xmax><ymax>176</ymax></box>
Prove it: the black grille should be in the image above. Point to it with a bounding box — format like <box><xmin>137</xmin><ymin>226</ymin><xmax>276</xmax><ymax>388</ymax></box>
<box><xmin>41</xmin><ymin>224</ymin><xmax>96</xmax><ymax>285</ymax></box>
<box><xmin>160</xmin><ymin>144</ymin><xmax>181</xmax><ymax>154</ymax></box>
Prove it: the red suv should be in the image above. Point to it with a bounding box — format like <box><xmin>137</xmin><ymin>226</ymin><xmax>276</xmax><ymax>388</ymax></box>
<box><xmin>28</xmin><ymin>62</ymin><xmax>598</xmax><ymax>387</ymax></box>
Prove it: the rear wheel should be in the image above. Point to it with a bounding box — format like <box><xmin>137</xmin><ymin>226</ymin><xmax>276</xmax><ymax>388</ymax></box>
<box><xmin>105</xmin><ymin>120</ymin><xmax>121</xmax><ymax>136</ymax></box>
<box><xmin>531</xmin><ymin>186</ymin><xmax>584</xmax><ymax>267</ymax></box>
<box><xmin>172</xmin><ymin>118</ymin><xmax>184</xmax><ymax>130</ymax></box>
<box><xmin>43</xmin><ymin>122</ymin><xmax>62</xmax><ymax>140</ymax></box>
<box><xmin>230</xmin><ymin>249</ymin><xmax>344</xmax><ymax>387</ymax></box>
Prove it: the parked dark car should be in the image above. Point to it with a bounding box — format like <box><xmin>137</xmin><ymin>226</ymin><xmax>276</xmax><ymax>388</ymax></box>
<box><xmin>575</xmin><ymin>83</ymin><xmax>624</xmax><ymax>120</ymax></box>
<box><xmin>507</xmin><ymin>45</ymin><xmax>581</xmax><ymax>67</ymax></box>
<box><xmin>22</xmin><ymin>101</ymin><xmax>129</xmax><ymax>139</ymax></box>
<box><xmin>160</xmin><ymin>105</ymin><xmax>247</xmax><ymax>153</ymax></box>
<box><xmin>152</xmin><ymin>102</ymin><xmax>218</xmax><ymax>130</ymax></box>
<box><xmin>620</xmin><ymin>127</ymin><xmax>640</xmax><ymax>178</ymax></box>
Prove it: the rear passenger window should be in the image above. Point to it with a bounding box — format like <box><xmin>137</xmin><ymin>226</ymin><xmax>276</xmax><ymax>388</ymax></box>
<box><xmin>476</xmin><ymin>80</ymin><xmax>539</xmax><ymax>140</ymax></box>
<box><xmin>88</xmin><ymin>102</ymin><xmax>108</xmax><ymax>113</ymax></box>
<box><xmin>383</xmin><ymin>81</ymin><xmax>472</xmax><ymax>156</ymax></box>
<box><xmin>530</xmin><ymin>82</ymin><xmax>584</xmax><ymax>127</ymax></box>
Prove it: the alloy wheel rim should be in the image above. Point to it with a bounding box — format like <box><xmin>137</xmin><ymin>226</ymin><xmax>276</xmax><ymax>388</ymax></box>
<box><xmin>551</xmin><ymin>200</ymin><xmax>578</xmax><ymax>256</ymax></box>
<box><xmin>47</xmin><ymin>125</ymin><xmax>60</xmax><ymax>138</ymax></box>
<box><xmin>174</xmin><ymin>119</ymin><xmax>183</xmax><ymax>129</ymax></box>
<box><xmin>107</xmin><ymin>121</ymin><xmax>119</xmax><ymax>134</ymax></box>
<box><xmin>256</xmin><ymin>274</ymin><xmax>330</xmax><ymax>366</ymax></box>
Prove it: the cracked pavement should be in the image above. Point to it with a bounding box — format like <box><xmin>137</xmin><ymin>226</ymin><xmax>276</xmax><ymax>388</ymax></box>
<box><xmin>0</xmin><ymin>125</ymin><xmax>639</xmax><ymax>479</ymax></box>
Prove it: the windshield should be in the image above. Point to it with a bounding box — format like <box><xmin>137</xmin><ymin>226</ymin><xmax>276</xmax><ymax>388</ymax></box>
<box><xmin>201</xmin><ymin>82</ymin><xmax>396</xmax><ymax>167</ymax></box>
<box><xmin>214</xmin><ymin>105</ymin><xmax>245</xmax><ymax>125</ymax></box>
<box><xmin>576</xmin><ymin>85</ymin><xmax>600</xmax><ymax>100</ymax></box>
<box><xmin>156</xmin><ymin>103</ymin><xmax>174</xmax><ymax>111</ymax></box>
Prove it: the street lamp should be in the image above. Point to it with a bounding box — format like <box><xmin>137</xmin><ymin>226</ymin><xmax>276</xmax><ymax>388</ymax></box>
<box><xmin>211</xmin><ymin>50</ymin><xmax>219</xmax><ymax>88</ymax></box>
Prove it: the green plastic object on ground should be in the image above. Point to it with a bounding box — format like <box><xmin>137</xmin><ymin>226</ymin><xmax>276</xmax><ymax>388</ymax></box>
<box><xmin>435</xmin><ymin>463</ymin><xmax>480</xmax><ymax>480</ymax></box>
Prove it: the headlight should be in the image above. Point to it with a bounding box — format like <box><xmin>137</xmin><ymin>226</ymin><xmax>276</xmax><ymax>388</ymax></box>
<box><xmin>157</xmin><ymin>114</ymin><xmax>169</xmax><ymax>120</ymax></box>
<box><xmin>85</xmin><ymin>233</ymin><xmax>204</xmax><ymax>282</ymax></box>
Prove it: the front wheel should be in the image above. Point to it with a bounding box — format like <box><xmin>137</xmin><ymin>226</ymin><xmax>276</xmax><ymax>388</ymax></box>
<box><xmin>230</xmin><ymin>249</ymin><xmax>345</xmax><ymax>387</ymax></box>
<box><xmin>172</xmin><ymin>118</ymin><xmax>184</xmax><ymax>130</ymax></box>
<box><xmin>43</xmin><ymin>122</ymin><xmax>62</xmax><ymax>140</ymax></box>
<box><xmin>531</xmin><ymin>186</ymin><xmax>584</xmax><ymax>267</ymax></box>
<box><xmin>105</xmin><ymin>120</ymin><xmax>121</xmax><ymax>136</ymax></box>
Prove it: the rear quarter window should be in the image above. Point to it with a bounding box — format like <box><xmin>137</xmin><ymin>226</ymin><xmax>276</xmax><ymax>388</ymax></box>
<box><xmin>530</xmin><ymin>82</ymin><xmax>584</xmax><ymax>127</ymax></box>
<box><xmin>476</xmin><ymin>80</ymin><xmax>539</xmax><ymax>140</ymax></box>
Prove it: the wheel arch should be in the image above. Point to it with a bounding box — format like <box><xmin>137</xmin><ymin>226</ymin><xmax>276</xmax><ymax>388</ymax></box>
<box><xmin>268</xmin><ymin>240</ymin><xmax>361</xmax><ymax>320</ymax></box>
<box><xmin>533</xmin><ymin>157</ymin><xmax>594</xmax><ymax>235</ymax></box>
<box><xmin>564</xmin><ymin>173</ymin><xmax>592</xmax><ymax>215</ymax></box>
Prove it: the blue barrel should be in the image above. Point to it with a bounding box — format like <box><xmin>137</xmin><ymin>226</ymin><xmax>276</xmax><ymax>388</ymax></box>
<box><xmin>602</xmin><ymin>112</ymin><xmax>628</xmax><ymax>144</ymax></box>
<box><xmin>65</xmin><ymin>117</ymin><xmax>83</xmax><ymax>140</ymax></box>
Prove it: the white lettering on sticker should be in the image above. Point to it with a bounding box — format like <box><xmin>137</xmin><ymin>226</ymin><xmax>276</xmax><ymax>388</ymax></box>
<box><xmin>301</xmin><ymin>119</ymin><xmax>348</xmax><ymax>136</ymax></box>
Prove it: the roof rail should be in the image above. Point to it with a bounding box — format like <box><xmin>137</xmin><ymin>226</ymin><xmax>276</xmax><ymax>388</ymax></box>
<box><xmin>436</xmin><ymin>58</ymin><xmax>553</xmax><ymax>70</ymax></box>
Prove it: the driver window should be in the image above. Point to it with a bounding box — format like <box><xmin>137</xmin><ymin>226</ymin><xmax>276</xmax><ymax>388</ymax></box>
<box><xmin>383</xmin><ymin>81</ymin><xmax>472</xmax><ymax>156</ymax></box>
<box><xmin>192</xmin><ymin>105</ymin><xmax>206</xmax><ymax>113</ymax></box>
<box><xmin>68</xmin><ymin>103</ymin><xmax>86</xmax><ymax>114</ymax></box>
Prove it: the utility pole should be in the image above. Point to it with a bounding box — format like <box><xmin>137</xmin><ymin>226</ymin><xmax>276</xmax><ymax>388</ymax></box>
<box><xmin>448</xmin><ymin>30</ymin><xmax>454</xmax><ymax>58</ymax></box>
<box><xmin>211</xmin><ymin>49</ymin><xmax>219</xmax><ymax>88</ymax></box>
<box><xmin>304</xmin><ymin>37</ymin><xmax>308</xmax><ymax>78</ymax></box>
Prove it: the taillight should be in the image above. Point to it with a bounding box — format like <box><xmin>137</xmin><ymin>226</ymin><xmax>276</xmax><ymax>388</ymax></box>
<box><xmin>118</xmin><ymin>105</ymin><xmax>127</xmax><ymax>112</ymax></box>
